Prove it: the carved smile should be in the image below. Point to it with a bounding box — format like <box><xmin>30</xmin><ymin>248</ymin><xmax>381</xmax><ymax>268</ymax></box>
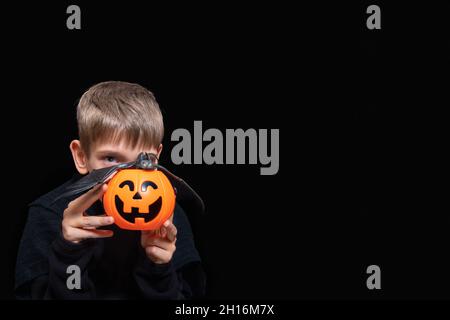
<box><xmin>114</xmin><ymin>195</ymin><xmax>162</xmax><ymax>223</ymax></box>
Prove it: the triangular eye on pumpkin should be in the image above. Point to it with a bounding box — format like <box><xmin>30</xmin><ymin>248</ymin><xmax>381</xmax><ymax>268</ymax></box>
<box><xmin>103</xmin><ymin>169</ymin><xmax>176</xmax><ymax>230</ymax></box>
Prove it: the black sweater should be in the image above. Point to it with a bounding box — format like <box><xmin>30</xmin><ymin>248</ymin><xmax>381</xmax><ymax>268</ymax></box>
<box><xmin>15</xmin><ymin>176</ymin><xmax>206</xmax><ymax>299</ymax></box>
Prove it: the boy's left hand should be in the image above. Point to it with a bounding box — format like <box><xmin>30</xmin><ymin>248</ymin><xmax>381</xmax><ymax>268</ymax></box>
<box><xmin>141</xmin><ymin>216</ymin><xmax>177</xmax><ymax>264</ymax></box>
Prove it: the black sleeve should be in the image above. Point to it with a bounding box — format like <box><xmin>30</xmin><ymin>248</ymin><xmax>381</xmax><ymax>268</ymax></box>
<box><xmin>133</xmin><ymin>248</ymin><xmax>206</xmax><ymax>299</ymax></box>
<box><xmin>177</xmin><ymin>261</ymin><xmax>207</xmax><ymax>299</ymax></box>
<box><xmin>30</xmin><ymin>236</ymin><xmax>100</xmax><ymax>299</ymax></box>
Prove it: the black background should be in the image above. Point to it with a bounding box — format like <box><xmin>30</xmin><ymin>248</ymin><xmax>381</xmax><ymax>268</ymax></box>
<box><xmin>1</xmin><ymin>1</ymin><xmax>449</xmax><ymax>300</ymax></box>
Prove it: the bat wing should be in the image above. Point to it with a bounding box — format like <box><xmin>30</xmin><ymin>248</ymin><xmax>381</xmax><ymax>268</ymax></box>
<box><xmin>158</xmin><ymin>165</ymin><xmax>206</xmax><ymax>216</ymax></box>
<box><xmin>53</xmin><ymin>161</ymin><xmax>136</xmax><ymax>203</ymax></box>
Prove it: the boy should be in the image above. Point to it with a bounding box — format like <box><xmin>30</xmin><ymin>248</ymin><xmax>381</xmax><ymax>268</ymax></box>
<box><xmin>15</xmin><ymin>81</ymin><xmax>206</xmax><ymax>299</ymax></box>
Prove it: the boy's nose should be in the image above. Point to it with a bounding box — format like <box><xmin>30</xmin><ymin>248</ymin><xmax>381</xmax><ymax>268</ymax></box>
<box><xmin>133</xmin><ymin>192</ymin><xmax>142</xmax><ymax>200</ymax></box>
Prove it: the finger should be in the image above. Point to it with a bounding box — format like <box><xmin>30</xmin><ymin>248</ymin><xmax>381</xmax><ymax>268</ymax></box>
<box><xmin>141</xmin><ymin>230</ymin><xmax>157</xmax><ymax>247</ymax></box>
<box><xmin>66</xmin><ymin>228</ymin><xmax>114</xmax><ymax>242</ymax></box>
<box><xmin>142</xmin><ymin>236</ymin><xmax>175</xmax><ymax>251</ymax></box>
<box><xmin>159</xmin><ymin>219</ymin><xmax>171</xmax><ymax>238</ymax></box>
<box><xmin>145</xmin><ymin>246</ymin><xmax>172</xmax><ymax>264</ymax></box>
<box><xmin>67</xmin><ymin>184</ymin><xmax>108</xmax><ymax>215</ymax></box>
<box><xmin>160</xmin><ymin>225</ymin><xmax>167</xmax><ymax>238</ymax></box>
<box><xmin>81</xmin><ymin>229</ymin><xmax>114</xmax><ymax>239</ymax></box>
<box><xmin>82</xmin><ymin>213</ymin><xmax>109</xmax><ymax>218</ymax></box>
<box><xmin>76</xmin><ymin>215</ymin><xmax>114</xmax><ymax>229</ymax></box>
<box><xmin>142</xmin><ymin>235</ymin><xmax>165</xmax><ymax>249</ymax></box>
<box><xmin>165</xmin><ymin>222</ymin><xmax>177</xmax><ymax>242</ymax></box>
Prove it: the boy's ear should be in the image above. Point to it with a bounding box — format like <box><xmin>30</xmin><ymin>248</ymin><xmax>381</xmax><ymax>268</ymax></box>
<box><xmin>157</xmin><ymin>144</ymin><xmax>163</xmax><ymax>158</ymax></box>
<box><xmin>70</xmin><ymin>140</ymin><xmax>89</xmax><ymax>175</ymax></box>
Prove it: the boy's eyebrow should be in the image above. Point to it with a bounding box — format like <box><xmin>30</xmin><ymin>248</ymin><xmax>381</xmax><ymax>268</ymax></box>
<box><xmin>95</xmin><ymin>150</ymin><xmax>127</xmax><ymax>158</ymax></box>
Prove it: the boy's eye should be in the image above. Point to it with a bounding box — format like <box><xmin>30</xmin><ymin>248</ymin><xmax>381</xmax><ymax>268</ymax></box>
<box><xmin>105</xmin><ymin>156</ymin><xmax>117</xmax><ymax>163</ymax></box>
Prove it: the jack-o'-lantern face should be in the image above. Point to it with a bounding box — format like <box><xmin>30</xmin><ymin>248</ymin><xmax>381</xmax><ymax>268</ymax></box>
<box><xmin>103</xmin><ymin>169</ymin><xmax>176</xmax><ymax>230</ymax></box>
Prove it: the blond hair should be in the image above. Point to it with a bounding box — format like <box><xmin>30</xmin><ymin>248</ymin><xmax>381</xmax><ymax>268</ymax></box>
<box><xmin>77</xmin><ymin>81</ymin><xmax>164</xmax><ymax>155</ymax></box>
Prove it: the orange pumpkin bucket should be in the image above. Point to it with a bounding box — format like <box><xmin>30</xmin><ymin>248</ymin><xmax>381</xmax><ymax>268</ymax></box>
<box><xmin>103</xmin><ymin>169</ymin><xmax>176</xmax><ymax>230</ymax></box>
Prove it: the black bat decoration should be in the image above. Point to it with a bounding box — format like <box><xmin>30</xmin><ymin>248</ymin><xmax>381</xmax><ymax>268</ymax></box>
<box><xmin>54</xmin><ymin>152</ymin><xmax>205</xmax><ymax>216</ymax></box>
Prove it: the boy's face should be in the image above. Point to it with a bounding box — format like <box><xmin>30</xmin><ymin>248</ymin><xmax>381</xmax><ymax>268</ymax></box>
<box><xmin>70</xmin><ymin>138</ymin><xmax>162</xmax><ymax>175</ymax></box>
